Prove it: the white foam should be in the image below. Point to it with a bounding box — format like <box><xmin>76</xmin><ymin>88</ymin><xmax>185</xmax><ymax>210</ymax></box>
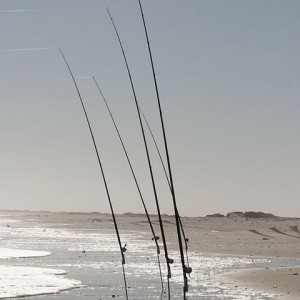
<box><xmin>0</xmin><ymin>218</ymin><xmax>20</xmax><ymax>224</ymax></box>
<box><xmin>0</xmin><ymin>248</ymin><xmax>51</xmax><ymax>259</ymax></box>
<box><xmin>0</xmin><ymin>266</ymin><xmax>81</xmax><ymax>298</ymax></box>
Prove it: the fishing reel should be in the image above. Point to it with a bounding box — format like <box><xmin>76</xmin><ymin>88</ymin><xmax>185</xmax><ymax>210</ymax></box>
<box><xmin>167</xmin><ymin>257</ymin><xmax>174</xmax><ymax>264</ymax></box>
<box><xmin>184</xmin><ymin>265</ymin><xmax>192</xmax><ymax>274</ymax></box>
<box><xmin>121</xmin><ymin>244</ymin><xmax>127</xmax><ymax>253</ymax></box>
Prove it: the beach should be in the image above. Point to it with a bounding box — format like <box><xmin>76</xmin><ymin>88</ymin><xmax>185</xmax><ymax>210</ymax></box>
<box><xmin>0</xmin><ymin>210</ymin><xmax>299</xmax><ymax>299</ymax></box>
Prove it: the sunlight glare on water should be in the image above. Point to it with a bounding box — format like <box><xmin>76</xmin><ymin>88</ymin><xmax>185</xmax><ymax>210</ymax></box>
<box><xmin>0</xmin><ymin>217</ymin><xmax>281</xmax><ymax>299</ymax></box>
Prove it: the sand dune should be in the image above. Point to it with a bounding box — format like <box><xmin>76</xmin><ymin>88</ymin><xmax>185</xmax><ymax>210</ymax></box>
<box><xmin>270</xmin><ymin>227</ymin><xmax>300</xmax><ymax>239</ymax></box>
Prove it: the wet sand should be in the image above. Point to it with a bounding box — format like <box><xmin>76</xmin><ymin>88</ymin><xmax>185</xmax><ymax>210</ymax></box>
<box><xmin>1</xmin><ymin>210</ymin><xmax>300</xmax><ymax>299</ymax></box>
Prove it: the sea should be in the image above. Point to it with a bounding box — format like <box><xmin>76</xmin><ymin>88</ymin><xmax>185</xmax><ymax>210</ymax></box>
<box><xmin>0</xmin><ymin>215</ymin><xmax>299</xmax><ymax>299</ymax></box>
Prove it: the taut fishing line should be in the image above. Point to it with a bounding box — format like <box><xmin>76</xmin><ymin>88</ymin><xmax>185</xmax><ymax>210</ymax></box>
<box><xmin>138</xmin><ymin>1</ymin><xmax>192</xmax><ymax>298</ymax></box>
<box><xmin>92</xmin><ymin>76</ymin><xmax>164</xmax><ymax>289</ymax></box>
<box><xmin>0</xmin><ymin>47</ymin><xmax>58</xmax><ymax>53</ymax></box>
<box><xmin>140</xmin><ymin>107</ymin><xmax>191</xmax><ymax>268</ymax></box>
<box><xmin>107</xmin><ymin>8</ymin><xmax>173</xmax><ymax>300</ymax></box>
<box><xmin>0</xmin><ymin>8</ymin><xmax>86</xmax><ymax>13</ymax></box>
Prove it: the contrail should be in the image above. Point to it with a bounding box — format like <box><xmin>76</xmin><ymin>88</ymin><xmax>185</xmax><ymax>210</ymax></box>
<box><xmin>0</xmin><ymin>8</ymin><xmax>86</xmax><ymax>13</ymax></box>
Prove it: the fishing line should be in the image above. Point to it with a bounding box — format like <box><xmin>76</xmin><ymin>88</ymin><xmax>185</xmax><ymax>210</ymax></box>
<box><xmin>58</xmin><ymin>48</ymin><xmax>129</xmax><ymax>300</ymax></box>
<box><xmin>0</xmin><ymin>8</ymin><xmax>86</xmax><ymax>13</ymax></box>
<box><xmin>107</xmin><ymin>8</ymin><xmax>173</xmax><ymax>299</ymax></box>
<box><xmin>138</xmin><ymin>1</ymin><xmax>192</xmax><ymax>298</ymax></box>
<box><xmin>92</xmin><ymin>76</ymin><xmax>164</xmax><ymax>289</ymax></box>
<box><xmin>4</xmin><ymin>76</ymin><xmax>93</xmax><ymax>85</ymax></box>
<box><xmin>140</xmin><ymin>107</ymin><xmax>190</xmax><ymax>268</ymax></box>
<box><xmin>0</xmin><ymin>47</ymin><xmax>58</xmax><ymax>53</ymax></box>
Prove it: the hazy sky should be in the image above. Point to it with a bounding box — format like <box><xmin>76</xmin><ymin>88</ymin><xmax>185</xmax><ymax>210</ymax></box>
<box><xmin>0</xmin><ymin>0</ymin><xmax>299</xmax><ymax>217</ymax></box>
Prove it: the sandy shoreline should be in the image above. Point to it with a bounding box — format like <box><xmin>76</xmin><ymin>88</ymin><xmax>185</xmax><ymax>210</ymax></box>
<box><xmin>1</xmin><ymin>210</ymin><xmax>300</xmax><ymax>299</ymax></box>
<box><xmin>226</xmin><ymin>266</ymin><xmax>300</xmax><ymax>300</ymax></box>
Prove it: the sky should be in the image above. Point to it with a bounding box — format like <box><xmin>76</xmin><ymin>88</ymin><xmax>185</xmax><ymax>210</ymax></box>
<box><xmin>0</xmin><ymin>0</ymin><xmax>299</xmax><ymax>217</ymax></box>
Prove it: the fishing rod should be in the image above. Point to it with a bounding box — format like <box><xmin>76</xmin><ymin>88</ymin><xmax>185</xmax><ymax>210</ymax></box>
<box><xmin>107</xmin><ymin>8</ymin><xmax>173</xmax><ymax>300</ymax></box>
<box><xmin>92</xmin><ymin>76</ymin><xmax>164</xmax><ymax>290</ymax></box>
<box><xmin>140</xmin><ymin>108</ymin><xmax>190</xmax><ymax>268</ymax></box>
<box><xmin>58</xmin><ymin>48</ymin><xmax>129</xmax><ymax>300</ymax></box>
<box><xmin>138</xmin><ymin>1</ymin><xmax>192</xmax><ymax>298</ymax></box>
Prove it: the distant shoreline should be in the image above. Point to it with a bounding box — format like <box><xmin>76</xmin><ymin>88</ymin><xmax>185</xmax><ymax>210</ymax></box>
<box><xmin>1</xmin><ymin>208</ymin><xmax>299</xmax><ymax>219</ymax></box>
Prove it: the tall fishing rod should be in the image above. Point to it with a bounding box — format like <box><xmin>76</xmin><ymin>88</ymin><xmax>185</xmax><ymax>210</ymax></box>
<box><xmin>140</xmin><ymin>108</ymin><xmax>190</xmax><ymax>268</ymax></box>
<box><xmin>92</xmin><ymin>76</ymin><xmax>164</xmax><ymax>290</ymax></box>
<box><xmin>58</xmin><ymin>48</ymin><xmax>129</xmax><ymax>300</ymax></box>
<box><xmin>138</xmin><ymin>1</ymin><xmax>192</xmax><ymax>298</ymax></box>
<box><xmin>107</xmin><ymin>8</ymin><xmax>173</xmax><ymax>299</ymax></box>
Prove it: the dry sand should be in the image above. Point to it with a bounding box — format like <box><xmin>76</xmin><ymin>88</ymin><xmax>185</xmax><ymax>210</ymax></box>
<box><xmin>1</xmin><ymin>210</ymin><xmax>300</xmax><ymax>299</ymax></box>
